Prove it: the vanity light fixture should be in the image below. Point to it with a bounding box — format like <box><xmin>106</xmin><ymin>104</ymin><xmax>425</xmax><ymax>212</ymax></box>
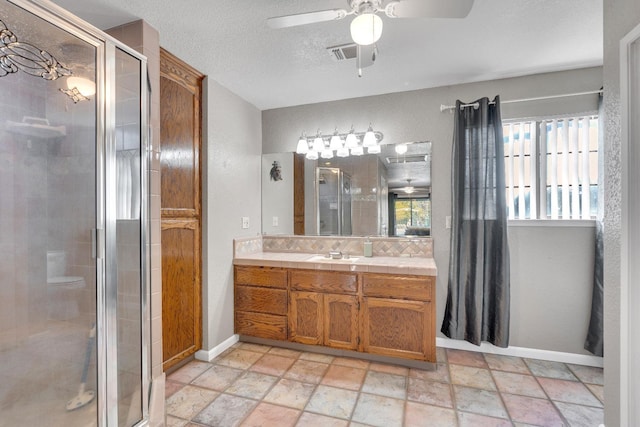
<box><xmin>350</xmin><ymin>145</ymin><xmax>364</xmax><ymax>156</ymax></box>
<box><xmin>362</xmin><ymin>124</ymin><xmax>377</xmax><ymax>147</ymax></box>
<box><xmin>295</xmin><ymin>125</ymin><xmax>383</xmax><ymax>160</ymax></box>
<box><xmin>296</xmin><ymin>133</ymin><xmax>308</xmax><ymax>154</ymax></box>
<box><xmin>367</xmin><ymin>144</ymin><xmax>381</xmax><ymax>154</ymax></box>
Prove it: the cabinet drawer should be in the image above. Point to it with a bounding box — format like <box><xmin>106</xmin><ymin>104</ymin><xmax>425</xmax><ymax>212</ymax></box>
<box><xmin>235</xmin><ymin>311</ymin><xmax>287</xmax><ymax>340</ymax></box>
<box><xmin>290</xmin><ymin>269</ymin><xmax>358</xmax><ymax>294</ymax></box>
<box><xmin>235</xmin><ymin>266</ymin><xmax>287</xmax><ymax>289</ymax></box>
<box><xmin>235</xmin><ymin>285</ymin><xmax>287</xmax><ymax>315</ymax></box>
<box><xmin>363</xmin><ymin>274</ymin><xmax>434</xmax><ymax>301</ymax></box>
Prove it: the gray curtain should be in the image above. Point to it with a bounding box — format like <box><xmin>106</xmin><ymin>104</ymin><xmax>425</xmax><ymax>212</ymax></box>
<box><xmin>585</xmin><ymin>90</ymin><xmax>604</xmax><ymax>356</ymax></box>
<box><xmin>441</xmin><ymin>96</ymin><xmax>511</xmax><ymax>348</ymax></box>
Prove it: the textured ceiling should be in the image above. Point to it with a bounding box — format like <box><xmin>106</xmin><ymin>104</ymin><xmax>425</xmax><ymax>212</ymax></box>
<box><xmin>50</xmin><ymin>0</ymin><xmax>603</xmax><ymax>110</ymax></box>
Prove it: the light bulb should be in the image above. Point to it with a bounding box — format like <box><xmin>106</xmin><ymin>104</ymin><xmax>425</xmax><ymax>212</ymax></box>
<box><xmin>306</xmin><ymin>150</ymin><xmax>318</xmax><ymax>160</ymax></box>
<box><xmin>350</xmin><ymin>13</ymin><xmax>383</xmax><ymax>46</ymax></box>
<box><xmin>345</xmin><ymin>132</ymin><xmax>358</xmax><ymax>148</ymax></box>
<box><xmin>395</xmin><ymin>143</ymin><xmax>408</xmax><ymax>155</ymax></box>
<box><xmin>363</xmin><ymin>125</ymin><xmax>377</xmax><ymax>147</ymax></box>
<box><xmin>312</xmin><ymin>136</ymin><xmax>324</xmax><ymax>152</ymax></box>
<box><xmin>351</xmin><ymin>146</ymin><xmax>364</xmax><ymax>156</ymax></box>
<box><xmin>321</xmin><ymin>147</ymin><xmax>334</xmax><ymax>159</ymax></box>
<box><xmin>367</xmin><ymin>144</ymin><xmax>381</xmax><ymax>154</ymax></box>
<box><xmin>329</xmin><ymin>133</ymin><xmax>342</xmax><ymax>151</ymax></box>
<box><xmin>336</xmin><ymin>145</ymin><xmax>349</xmax><ymax>157</ymax></box>
<box><xmin>296</xmin><ymin>135</ymin><xmax>308</xmax><ymax>154</ymax></box>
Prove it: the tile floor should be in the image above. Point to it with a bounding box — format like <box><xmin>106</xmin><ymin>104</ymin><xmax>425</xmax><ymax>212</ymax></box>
<box><xmin>165</xmin><ymin>343</ymin><xmax>604</xmax><ymax>427</ymax></box>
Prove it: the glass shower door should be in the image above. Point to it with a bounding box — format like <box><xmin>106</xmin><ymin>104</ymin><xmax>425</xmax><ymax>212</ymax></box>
<box><xmin>0</xmin><ymin>1</ymin><xmax>98</xmax><ymax>425</ymax></box>
<box><xmin>113</xmin><ymin>46</ymin><xmax>144</xmax><ymax>427</ymax></box>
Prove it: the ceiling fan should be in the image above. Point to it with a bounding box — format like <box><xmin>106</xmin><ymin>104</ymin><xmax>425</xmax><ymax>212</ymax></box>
<box><xmin>267</xmin><ymin>0</ymin><xmax>475</xmax><ymax>76</ymax></box>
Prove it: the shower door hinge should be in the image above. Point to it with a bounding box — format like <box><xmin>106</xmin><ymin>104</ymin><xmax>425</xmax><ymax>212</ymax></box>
<box><xmin>92</xmin><ymin>228</ymin><xmax>104</xmax><ymax>259</ymax></box>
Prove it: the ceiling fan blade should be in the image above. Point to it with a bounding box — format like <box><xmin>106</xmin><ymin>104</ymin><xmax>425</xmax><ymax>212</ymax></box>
<box><xmin>267</xmin><ymin>9</ymin><xmax>348</xmax><ymax>29</ymax></box>
<box><xmin>384</xmin><ymin>0</ymin><xmax>474</xmax><ymax>19</ymax></box>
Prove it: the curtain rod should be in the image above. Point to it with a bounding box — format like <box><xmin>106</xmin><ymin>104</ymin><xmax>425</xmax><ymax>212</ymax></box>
<box><xmin>439</xmin><ymin>89</ymin><xmax>604</xmax><ymax>113</ymax></box>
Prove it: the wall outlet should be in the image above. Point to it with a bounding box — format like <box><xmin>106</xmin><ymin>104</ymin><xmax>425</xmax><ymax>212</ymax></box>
<box><xmin>241</xmin><ymin>216</ymin><xmax>250</xmax><ymax>229</ymax></box>
<box><xmin>446</xmin><ymin>215</ymin><xmax>452</xmax><ymax>229</ymax></box>
<box><xmin>272</xmin><ymin>216</ymin><xmax>278</xmax><ymax>227</ymax></box>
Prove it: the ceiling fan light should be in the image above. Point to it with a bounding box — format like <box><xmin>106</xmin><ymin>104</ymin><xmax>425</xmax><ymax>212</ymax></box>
<box><xmin>67</xmin><ymin>76</ymin><xmax>96</xmax><ymax>97</ymax></box>
<box><xmin>404</xmin><ymin>186</ymin><xmax>415</xmax><ymax>194</ymax></box>
<box><xmin>350</xmin><ymin>13</ymin><xmax>383</xmax><ymax>46</ymax></box>
<box><xmin>296</xmin><ymin>135</ymin><xmax>309</xmax><ymax>154</ymax></box>
<box><xmin>395</xmin><ymin>143</ymin><xmax>408</xmax><ymax>155</ymax></box>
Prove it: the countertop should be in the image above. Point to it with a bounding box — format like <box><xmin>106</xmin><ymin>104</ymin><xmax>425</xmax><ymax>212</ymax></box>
<box><xmin>233</xmin><ymin>252</ymin><xmax>437</xmax><ymax>276</ymax></box>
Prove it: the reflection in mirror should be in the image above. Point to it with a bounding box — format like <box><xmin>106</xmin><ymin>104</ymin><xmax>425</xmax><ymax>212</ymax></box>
<box><xmin>262</xmin><ymin>142</ymin><xmax>431</xmax><ymax>237</ymax></box>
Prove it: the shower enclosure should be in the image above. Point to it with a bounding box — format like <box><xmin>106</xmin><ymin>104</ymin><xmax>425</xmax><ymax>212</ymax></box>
<box><xmin>316</xmin><ymin>167</ymin><xmax>352</xmax><ymax>235</ymax></box>
<box><xmin>0</xmin><ymin>1</ymin><xmax>151</xmax><ymax>426</ymax></box>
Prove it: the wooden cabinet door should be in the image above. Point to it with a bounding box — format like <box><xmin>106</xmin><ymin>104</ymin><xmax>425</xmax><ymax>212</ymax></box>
<box><xmin>324</xmin><ymin>294</ymin><xmax>359</xmax><ymax>350</ymax></box>
<box><xmin>289</xmin><ymin>291</ymin><xmax>323</xmax><ymax>345</ymax></box>
<box><xmin>160</xmin><ymin>49</ymin><xmax>204</xmax><ymax>371</ymax></box>
<box><xmin>362</xmin><ymin>297</ymin><xmax>434</xmax><ymax>361</ymax></box>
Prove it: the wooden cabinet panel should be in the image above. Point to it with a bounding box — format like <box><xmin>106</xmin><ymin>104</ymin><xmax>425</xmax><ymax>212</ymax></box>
<box><xmin>289</xmin><ymin>291</ymin><xmax>323</xmax><ymax>345</ymax></box>
<box><xmin>324</xmin><ymin>294</ymin><xmax>359</xmax><ymax>350</ymax></box>
<box><xmin>235</xmin><ymin>311</ymin><xmax>287</xmax><ymax>340</ymax></box>
<box><xmin>235</xmin><ymin>266</ymin><xmax>287</xmax><ymax>289</ymax></box>
<box><xmin>162</xmin><ymin>222</ymin><xmax>201</xmax><ymax>368</ymax></box>
<box><xmin>363</xmin><ymin>274</ymin><xmax>433</xmax><ymax>301</ymax></box>
<box><xmin>235</xmin><ymin>286</ymin><xmax>287</xmax><ymax>315</ymax></box>
<box><xmin>290</xmin><ymin>270</ymin><xmax>358</xmax><ymax>294</ymax></box>
<box><xmin>362</xmin><ymin>297</ymin><xmax>435</xmax><ymax>361</ymax></box>
<box><xmin>161</xmin><ymin>49</ymin><xmax>204</xmax><ymax>371</ymax></box>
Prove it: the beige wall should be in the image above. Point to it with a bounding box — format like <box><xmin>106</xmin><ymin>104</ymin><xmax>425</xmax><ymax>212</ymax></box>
<box><xmin>201</xmin><ymin>79</ymin><xmax>263</xmax><ymax>350</ymax></box>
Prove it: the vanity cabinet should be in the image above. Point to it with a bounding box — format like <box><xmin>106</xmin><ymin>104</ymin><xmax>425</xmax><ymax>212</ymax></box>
<box><xmin>289</xmin><ymin>270</ymin><xmax>359</xmax><ymax>350</ymax></box>
<box><xmin>233</xmin><ymin>264</ymin><xmax>436</xmax><ymax>363</ymax></box>
<box><xmin>234</xmin><ymin>266</ymin><xmax>288</xmax><ymax>340</ymax></box>
<box><xmin>361</xmin><ymin>274</ymin><xmax>436</xmax><ymax>361</ymax></box>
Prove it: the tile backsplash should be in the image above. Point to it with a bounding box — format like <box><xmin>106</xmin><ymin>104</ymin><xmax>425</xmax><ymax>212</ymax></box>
<box><xmin>234</xmin><ymin>235</ymin><xmax>433</xmax><ymax>258</ymax></box>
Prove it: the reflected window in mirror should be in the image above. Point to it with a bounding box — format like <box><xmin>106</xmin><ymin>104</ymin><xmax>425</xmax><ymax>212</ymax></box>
<box><xmin>390</xmin><ymin>196</ymin><xmax>431</xmax><ymax>237</ymax></box>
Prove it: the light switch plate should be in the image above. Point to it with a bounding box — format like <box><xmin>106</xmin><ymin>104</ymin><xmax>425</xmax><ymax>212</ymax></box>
<box><xmin>446</xmin><ymin>216</ymin><xmax>452</xmax><ymax>229</ymax></box>
<box><xmin>241</xmin><ymin>216</ymin><xmax>250</xmax><ymax>229</ymax></box>
<box><xmin>272</xmin><ymin>216</ymin><xmax>278</xmax><ymax>227</ymax></box>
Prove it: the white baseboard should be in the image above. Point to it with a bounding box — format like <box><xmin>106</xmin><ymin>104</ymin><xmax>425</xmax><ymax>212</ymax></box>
<box><xmin>195</xmin><ymin>334</ymin><xmax>239</xmax><ymax>362</ymax></box>
<box><xmin>436</xmin><ymin>337</ymin><xmax>603</xmax><ymax>368</ymax></box>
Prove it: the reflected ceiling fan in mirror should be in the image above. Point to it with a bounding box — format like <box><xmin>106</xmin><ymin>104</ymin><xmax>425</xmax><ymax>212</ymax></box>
<box><xmin>267</xmin><ymin>0</ymin><xmax>475</xmax><ymax>76</ymax></box>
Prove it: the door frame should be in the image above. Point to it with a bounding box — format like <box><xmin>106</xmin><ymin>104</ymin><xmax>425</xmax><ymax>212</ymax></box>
<box><xmin>620</xmin><ymin>21</ymin><xmax>640</xmax><ymax>427</ymax></box>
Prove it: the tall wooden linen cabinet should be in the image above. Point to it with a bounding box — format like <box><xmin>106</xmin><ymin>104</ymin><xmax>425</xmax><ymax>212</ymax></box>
<box><xmin>160</xmin><ymin>49</ymin><xmax>204</xmax><ymax>371</ymax></box>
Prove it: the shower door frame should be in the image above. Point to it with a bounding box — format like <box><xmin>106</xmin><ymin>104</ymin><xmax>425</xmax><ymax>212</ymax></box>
<box><xmin>10</xmin><ymin>1</ymin><xmax>153</xmax><ymax>426</ymax></box>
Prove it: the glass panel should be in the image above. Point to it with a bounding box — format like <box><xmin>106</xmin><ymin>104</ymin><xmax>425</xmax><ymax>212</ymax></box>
<box><xmin>0</xmin><ymin>2</ymin><xmax>97</xmax><ymax>426</ymax></box>
<box><xmin>114</xmin><ymin>47</ymin><xmax>143</xmax><ymax>426</ymax></box>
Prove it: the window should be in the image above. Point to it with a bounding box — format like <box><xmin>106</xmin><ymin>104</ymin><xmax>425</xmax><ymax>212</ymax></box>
<box><xmin>503</xmin><ymin>116</ymin><xmax>598</xmax><ymax>220</ymax></box>
<box><xmin>392</xmin><ymin>197</ymin><xmax>431</xmax><ymax>236</ymax></box>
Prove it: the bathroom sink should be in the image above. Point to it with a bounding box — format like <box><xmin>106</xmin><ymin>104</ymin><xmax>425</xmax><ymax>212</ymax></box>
<box><xmin>306</xmin><ymin>254</ymin><xmax>360</xmax><ymax>263</ymax></box>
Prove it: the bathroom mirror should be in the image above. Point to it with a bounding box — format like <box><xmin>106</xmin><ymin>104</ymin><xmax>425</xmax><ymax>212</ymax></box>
<box><xmin>262</xmin><ymin>142</ymin><xmax>431</xmax><ymax>237</ymax></box>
